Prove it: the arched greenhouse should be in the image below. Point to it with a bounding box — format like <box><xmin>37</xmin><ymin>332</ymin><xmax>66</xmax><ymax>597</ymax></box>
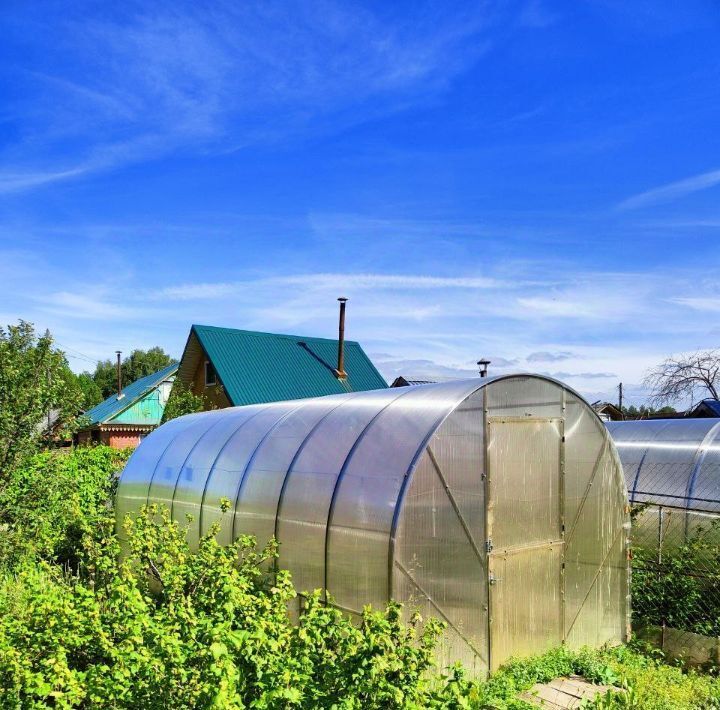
<box><xmin>607</xmin><ymin>419</ymin><xmax>720</xmax><ymax>545</ymax></box>
<box><xmin>117</xmin><ymin>375</ymin><xmax>630</xmax><ymax>676</ymax></box>
<box><xmin>607</xmin><ymin>419</ymin><xmax>720</xmax><ymax>512</ymax></box>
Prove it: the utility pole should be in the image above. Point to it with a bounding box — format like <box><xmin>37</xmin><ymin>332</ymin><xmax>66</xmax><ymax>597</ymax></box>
<box><xmin>618</xmin><ymin>382</ymin><xmax>623</xmax><ymax>418</ymax></box>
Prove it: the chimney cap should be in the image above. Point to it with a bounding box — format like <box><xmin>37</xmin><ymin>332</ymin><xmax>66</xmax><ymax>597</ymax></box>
<box><xmin>338</xmin><ymin>296</ymin><xmax>348</xmax><ymax>303</ymax></box>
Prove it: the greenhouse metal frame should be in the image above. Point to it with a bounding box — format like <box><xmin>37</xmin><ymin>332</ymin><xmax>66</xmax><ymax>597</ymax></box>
<box><xmin>607</xmin><ymin>419</ymin><xmax>720</xmax><ymax>515</ymax></box>
<box><xmin>118</xmin><ymin>375</ymin><xmax>630</xmax><ymax>676</ymax></box>
<box><xmin>607</xmin><ymin>418</ymin><xmax>720</xmax><ymax>664</ymax></box>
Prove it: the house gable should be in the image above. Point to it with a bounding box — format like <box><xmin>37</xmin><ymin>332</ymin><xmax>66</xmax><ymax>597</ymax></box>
<box><xmin>176</xmin><ymin>324</ymin><xmax>387</xmax><ymax>408</ymax></box>
<box><xmin>111</xmin><ymin>379</ymin><xmax>173</xmax><ymax>425</ymax></box>
<box><xmin>82</xmin><ymin>362</ymin><xmax>179</xmax><ymax>427</ymax></box>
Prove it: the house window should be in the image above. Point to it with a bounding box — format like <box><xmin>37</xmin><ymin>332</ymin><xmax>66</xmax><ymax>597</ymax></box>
<box><xmin>205</xmin><ymin>361</ymin><xmax>217</xmax><ymax>386</ymax></box>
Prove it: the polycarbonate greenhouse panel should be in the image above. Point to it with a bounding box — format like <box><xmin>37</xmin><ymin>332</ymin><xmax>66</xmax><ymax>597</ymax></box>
<box><xmin>117</xmin><ymin>374</ymin><xmax>630</xmax><ymax>678</ymax></box>
<box><xmin>146</xmin><ymin>409</ymin><xmax>228</xmax><ymax>513</ymax></box>
<box><xmin>564</xmin><ymin>396</ymin><xmax>630</xmax><ymax>649</ymax></box>
<box><xmin>172</xmin><ymin>406</ymin><xmax>266</xmax><ymax>546</ymax></box>
<box><xmin>327</xmin><ymin>380</ymin><xmax>477</xmax><ymax>612</ymax></box>
<box><xmin>393</xmin><ymin>386</ymin><xmax>488</xmax><ymax>673</ymax></box>
<box><xmin>201</xmin><ymin>403</ymin><xmax>300</xmax><ymax>544</ymax></box>
<box><xmin>608</xmin><ymin>418</ymin><xmax>720</xmax><ymax>513</ymax></box>
<box><xmin>276</xmin><ymin>389</ymin><xmax>407</xmax><ymax>597</ymax></box>
<box><xmin>115</xmin><ymin>412</ymin><xmax>204</xmax><ymax>534</ymax></box>
<box><xmin>489</xmin><ymin>544</ymin><xmax>562</xmax><ymax>670</ymax></box>
<box><xmin>233</xmin><ymin>398</ymin><xmax>346</xmax><ymax>562</ymax></box>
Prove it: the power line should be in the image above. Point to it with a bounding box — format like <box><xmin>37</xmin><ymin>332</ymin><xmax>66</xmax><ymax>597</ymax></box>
<box><xmin>54</xmin><ymin>341</ymin><xmax>99</xmax><ymax>365</ymax></box>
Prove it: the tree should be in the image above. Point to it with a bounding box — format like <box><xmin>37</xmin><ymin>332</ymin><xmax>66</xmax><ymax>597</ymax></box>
<box><xmin>622</xmin><ymin>403</ymin><xmax>677</xmax><ymax>420</ymax></box>
<box><xmin>76</xmin><ymin>372</ymin><xmax>103</xmax><ymax>410</ymax></box>
<box><xmin>161</xmin><ymin>382</ymin><xmax>208</xmax><ymax>423</ymax></box>
<box><xmin>644</xmin><ymin>350</ymin><xmax>720</xmax><ymax>407</ymax></box>
<box><xmin>124</xmin><ymin>347</ymin><xmax>177</xmax><ymax>383</ymax></box>
<box><xmin>0</xmin><ymin>321</ymin><xmax>83</xmax><ymax>487</ymax></box>
<box><xmin>92</xmin><ymin>347</ymin><xmax>177</xmax><ymax>399</ymax></box>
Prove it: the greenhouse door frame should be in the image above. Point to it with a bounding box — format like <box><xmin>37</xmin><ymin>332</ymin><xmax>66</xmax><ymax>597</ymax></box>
<box><xmin>484</xmin><ymin>414</ymin><xmax>565</xmax><ymax>672</ymax></box>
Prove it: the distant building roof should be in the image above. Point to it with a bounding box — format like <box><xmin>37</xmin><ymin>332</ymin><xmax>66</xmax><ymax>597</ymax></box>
<box><xmin>391</xmin><ymin>376</ymin><xmax>437</xmax><ymax>388</ymax></box>
<box><xmin>591</xmin><ymin>401</ymin><xmax>624</xmax><ymax>421</ymax></box>
<box><xmin>176</xmin><ymin>324</ymin><xmax>388</xmax><ymax>406</ymax></box>
<box><xmin>82</xmin><ymin>362</ymin><xmax>178</xmax><ymax>426</ymax></box>
<box><xmin>688</xmin><ymin>398</ymin><xmax>720</xmax><ymax>418</ymax></box>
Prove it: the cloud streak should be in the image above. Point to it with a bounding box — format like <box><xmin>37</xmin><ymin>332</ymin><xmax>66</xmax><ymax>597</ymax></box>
<box><xmin>527</xmin><ymin>350</ymin><xmax>575</xmax><ymax>363</ymax></box>
<box><xmin>0</xmin><ymin>1</ymin><xmax>494</xmax><ymax>193</ymax></box>
<box><xmin>4</xmin><ymin>216</ymin><xmax>720</xmax><ymax>407</ymax></box>
<box><xmin>617</xmin><ymin>168</ymin><xmax>720</xmax><ymax>210</ymax></box>
<box><xmin>670</xmin><ymin>296</ymin><xmax>720</xmax><ymax>313</ymax></box>
<box><xmin>156</xmin><ymin>273</ymin><xmax>505</xmax><ymax>300</ymax></box>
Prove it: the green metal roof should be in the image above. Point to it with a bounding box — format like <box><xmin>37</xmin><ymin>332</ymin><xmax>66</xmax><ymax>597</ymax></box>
<box><xmin>81</xmin><ymin>362</ymin><xmax>178</xmax><ymax>426</ymax></box>
<box><xmin>184</xmin><ymin>324</ymin><xmax>387</xmax><ymax>406</ymax></box>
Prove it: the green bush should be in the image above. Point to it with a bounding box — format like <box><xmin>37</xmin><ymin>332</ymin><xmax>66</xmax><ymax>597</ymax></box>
<box><xmin>1</xmin><ymin>450</ymin><xmax>719</xmax><ymax>708</ymax></box>
<box><xmin>586</xmin><ymin>643</ymin><xmax>720</xmax><ymax>709</ymax></box>
<box><xmin>0</xmin><ymin>504</ymin><xmax>482</xmax><ymax>708</ymax></box>
<box><xmin>631</xmin><ymin>518</ymin><xmax>720</xmax><ymax>636</ymax></box>
<box><xmin>0</xmin><ymin>446</ymin><xmax>130</xmax><ymax>570</ymax></box>
<box><xmin>161</xmin><ymin>381</ymin><xmax>213</xmax><ymax>423</ymax></box>
<box><xmin>0</xmin><ymin>321</ymin><xmax>84</xmax><ymax>484</ymax></box>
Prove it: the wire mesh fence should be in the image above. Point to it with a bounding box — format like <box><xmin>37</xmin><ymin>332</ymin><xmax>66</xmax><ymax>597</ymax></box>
<box><xmin>631</xmin><ymin>501</ymin><xmax>720</xmax><ymax>666</ymax></box>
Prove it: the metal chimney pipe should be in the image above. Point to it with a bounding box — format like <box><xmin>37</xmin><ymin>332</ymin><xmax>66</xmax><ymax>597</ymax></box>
<box><xmin>116</xmin><ymin>351</ymin><xmax>124</xmax><ymax>399</ymax></box>
<box><xmin>336</xmin><ymin>297</ymin><xmax>348</xmax><ymax>379</ymax></box>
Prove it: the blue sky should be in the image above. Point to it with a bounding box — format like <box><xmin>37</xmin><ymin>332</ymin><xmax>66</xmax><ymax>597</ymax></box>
<box><xmin>1</xmin><ymin>0</ymin><xmax>720</xmax><ymax>404</ymax></box>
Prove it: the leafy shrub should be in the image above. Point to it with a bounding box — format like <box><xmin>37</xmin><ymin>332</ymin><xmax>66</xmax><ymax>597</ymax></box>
<box><xmin>1</xmin><ymin>450</ymin><xmax>719</xmax><ymax>708</ymax></box>
<box><xmin>631</xmin><ymin>518</ymin><xmax>720</xmax><ymax>636</ymax></box>
<box><xmin>0</xmin><ymin>446</ymin><xmax>130</xmax><ymax>570</ymax></box>
<box><xmin>0</xmin><ymin>321</ymin><xmax>84</xmax><ymax>484</ymax></box>
<box><xmin>0</xmin><ymin>504</ymin><xmax>483</xmax><ymax>708</ymax></box>
<box><xmin>586</xmin><ymin>642</ymin><xmax>720</xmax><ymax>709</ymax></box>
<box><xmin>161</xmin><ymin>381</ymin><xmax>213</xmax><ymax>423</ymax></box>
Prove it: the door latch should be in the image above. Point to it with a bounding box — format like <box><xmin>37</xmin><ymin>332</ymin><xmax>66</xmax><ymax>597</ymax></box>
<box><xmin>489</xmin><ymin>573</ymin><xmax>501</xmax><ymax>585</ymax></box>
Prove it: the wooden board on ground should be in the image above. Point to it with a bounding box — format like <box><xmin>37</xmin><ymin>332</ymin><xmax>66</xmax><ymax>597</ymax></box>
<box><xmin>519</xmin><ymin>675</ymin><xmax>617</xmax><ymax>708</ymax></box>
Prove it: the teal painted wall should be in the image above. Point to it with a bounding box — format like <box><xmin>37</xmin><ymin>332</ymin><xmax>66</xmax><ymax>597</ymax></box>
<box><xmin>111</xmin><ymin>381</ymin><xmax>171</xmax><ymax>425</ymax></box>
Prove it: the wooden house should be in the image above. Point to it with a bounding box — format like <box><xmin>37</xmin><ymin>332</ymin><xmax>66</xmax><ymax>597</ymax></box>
<box><xmin>174</xmin><ymin>324</ymin><xmax>387</xmax><ymax>409</ymax></box>
<box><xmin>76</xmin><ymin>363</ymin><xmax>178</xmax><ymax>448</ymax></box>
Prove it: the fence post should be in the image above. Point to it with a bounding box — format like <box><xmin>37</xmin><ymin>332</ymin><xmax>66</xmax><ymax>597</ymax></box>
<box><xmin>658</xmin><ymin>505</ymin><xmax>666</xmax><ymax>651</ymax></box>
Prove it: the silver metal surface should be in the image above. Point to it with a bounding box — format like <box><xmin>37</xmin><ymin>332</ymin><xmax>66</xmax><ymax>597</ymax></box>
<box><xmin>116</xmin><ymin>375</ymin><xmax>629</xmax><ymax>677</ymax></box>
<box><xmin>607</xmin><ymin>418</ymin><xmax>720</xmax><ymax>513</ymax></box>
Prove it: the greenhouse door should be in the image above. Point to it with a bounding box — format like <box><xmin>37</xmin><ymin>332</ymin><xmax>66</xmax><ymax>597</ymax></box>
<box><xmin>486</xmin><ymin>416</ymin><xmax>564</xmax><ymax>672</ymax></box>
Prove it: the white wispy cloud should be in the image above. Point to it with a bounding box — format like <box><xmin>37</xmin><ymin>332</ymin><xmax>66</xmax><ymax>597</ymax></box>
<box><xmin>0</xmin><ymin>166</ymin><xmax>95</xmax><ymax>193</ymax></box>
<box><xmin>0</xmin><ymin>1</ymin><xmax>494</xmax><ymax>193</ymax></box>
<box><xmin>38</xmin><ymin>292</ymin><xmax>155</xmax><ymax>321</ymax></box>
<box><xmin>549</xmin><ymin>371</ymin><xmax>617</xmax><ymax>380</ymax></box>
<box><xmin>371</xmin><ymin>356</ymin><xmax>478</xmax><ymax>382</ymax></box>
<box><xmin>156</xmin><ymin>273</ymin><xmax>504</xmax><ymax>300</ymax></box>
<box><xmin>526</xmin><ymin>350</ymin><xmax>575</xmax><ymax>363</ymax></box>
<box><xmin>5</xmin><ymin>225</ymin><xmax>720</xmax><ymax>404</ymax></box>
<box><xmin>617</xmin><ymin>168</ymin><xmax>720</xmax><ymax>210</ymax></box>
<box><xmin>670</xmin><ymin>296</ymin><xmax>720</xmax><ymax>313</ymax></box>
